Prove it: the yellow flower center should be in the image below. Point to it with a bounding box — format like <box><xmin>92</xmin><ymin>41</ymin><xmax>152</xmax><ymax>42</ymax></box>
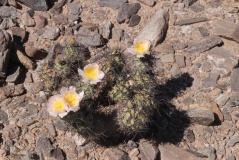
<box><xmin>134</xmin><ymin>42</ymin><xmax>149</xmax><ymax>54</ymax></box>
<box><xmin>64</xmin><ymin>91</ymin><xmax>79</xmax><ymax>107</ymax></box>
<box><xmin>53</xmin><ymin>99</ymin><xmax>65</xmax><ymax>111</ymax></box>
<box><xmin>84</xmin><ymin>66</ymin><xmax>99</xmax><ymax>80</ymax></box>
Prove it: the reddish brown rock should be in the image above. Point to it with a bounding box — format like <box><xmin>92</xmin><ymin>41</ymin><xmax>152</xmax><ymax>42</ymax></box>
<box><xmin>34</xmin><ymin>15</ymin><xmax>47</xmax><ymax>29</ymax></box>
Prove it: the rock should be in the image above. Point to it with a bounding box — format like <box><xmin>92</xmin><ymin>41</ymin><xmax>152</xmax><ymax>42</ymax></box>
<box><xmin>117</xmin><ymin>3</ymin><xmax>141</xmax><ymax>23</ymax></box>
<box><xmin>112</xmin><ymin>28</ymin><xmax>123</xmax><ymax>41</ymax></box>
<box><xmin>212</xmin><ymin>19</ymin><xmax>239</xmax><ymax>43</ymax></box>
<box><xmin>215</xmin><ymin>92</ymin><xmax>229</xmax><ymax>106</ymax></box>
<box><xmin>54</xmin><ymin>121</ymin><xmax>68</xmax><ymax>131</ymax></box>
<box><xmin>135</xmin><ymin>9</ymin><xmax>169</xmax><ymax>46</ymax></box>
<box><xmin>226</xmin><ymin>96</ymin><xmax>239</xmax><ymax>107</ymax></box>
<box><xmin>102</xmin><ymin>20</ymin><xmax>112</xmax><ymax>39</ymax></box>
<box><xmin>175</xmin><ymin>55</ymin><xmax>185</xmax><ymax>68</ymax></box>
<box><xmin>98</xmin><ymin>0</ymin><xmax>127</xmax><ymax>9</ymax></box>
<box><xmin>0</xmin><ymin>6</ymin><xmax>21</xmax><ymax>19</ymax></box>
<box><xmin>160</xmin><ymin>53</ymin><xmax>175</xmax><ymax>63</ymax></box>
<box><xmin>187</xmin><ymin>107</ymin><xmax>215</xmax><ymax>125</ymax></box>
<box><xmin>49</xmin><ymin>0</ymin><xmax>67</xmax><ymax>15</ymax></box>
<box><xmin>226</xmin><ymin>136</ymin><xmax>239</xmax><ymax>147</ymax></box>
<box><xmin>6</xmin><ymin>65</ymin><xmax>21</xmax><ymax>83</ymax></box>
<box><xmin>202</xmin><ymin>77</ymin><xmax>217</xmax><ymax>87</ymax></box>
<box><xmin>0</xmin><ymin>109</ymin><xmax>8</xmax><ymax>123</ymax></box>
<box><xmin>36</xmin><ymin>137</ymin><xmax>54</xmax><ymax>156</ymax></box>
<box><xmin>72</xmin><ymin>134</ymin><xmax>88</xmax><ymax>146</ymax></box>
<box><xmin>8</xmin><ymin>0</ymin><xmax>18</xmax><ymax>7</ymax></box>
<box><xmin>64</xmin><ymin>2</ymin><xmax>83</xmax><ymax>22</ymax></box>
<box><xmin>16</xmin><ymin>49</ymin><xmax>35</xmax><ymax>70</ymax></box>
<box><xmin>42</xmin><ymin>26</ymin><xmax>60</xmax><ymax>40</ymax></box>
<box><xmin>186</xmin><ymin>36</ymin><xmax>222</xmax><ymax>54</ymax></box>
<box><xmin>76</xmin><ymin>28</ymin><xmax>103</xmax><ymax>47</ymax></box>
<box><xmin>16</xmin><ymin>0</ymin><xmax>48</xmax><ymax>11</ymax></box>
<box><xmin>0</xmin><ymin>84</ymin><xmax>25</xmax><ymax>101</ymax></box>
<box><xmin>34</xmin><ymin>15</ymin><xmax>46</xmax><ymax>29</ymax></box>
<box><xmin>2</xmin><ymin>125</ymin><xmax>21</xmax><ymax>139</ymax></box>
<box><xmin>209</xmin><ymin>73</ymin><xmax>219</xmax><ymax>81</ymax></box>
<box><xmin>20</xmin><ymin>12</ymin><xmax>35</xmax><ymax>27</ymax></box>
<box><xmin>129</xmin><ymin>14</ymin><xmax>141</xmax><ymax>27</ymax></box>
<box><xmin>172</xmin><ymin>41</ymin><xmax>188</xmax><ymax>50</ymax></box>
<box><xmin>51</xmin><ymin>148</ymin><xmax>65</xmax><ymax>160</ymax></box>
<box><xmin>0</xmin><ymin>18</ymin><xmax>16</xmax><ymax>29</ymax></box>
<box><xmin>190</xmin><ymin>4</ymin><xmax>204</xmax><ymax>12</ymax></box>
<box><xmin>184</xmin><ymin>0</ymin><xmax>198</xmax><ymax>7</ymax></box>
<box><xmin>209</xmin><ymin>102</ymin><xmax>224</xmax><ymax>123</ymax></box>
<box><xmin>207</xmin><ymin>47</ymin><xmax>238</xmax><ymax>77</ymax></box>
<box><xmin>198</xmin><ymin>27</ymin><xmax>209</xmax><ymax>37</ymax></box>
<box><xmin>129</xmin><ymin>148</ymin><xmax>139</xmax><ymax>157</ymax></box>
<box><xmin>171</xmin><ymin>64</ymin><xmax>181</xmax><ymax>77</ymax></box>
<box><xmin>200</xmin><ymin>147</ymin><xmax>216</xmax><ymax>160</ymax></box>
<box><xmin>158</xmin><ymin>144</ymin><xmax>203</xmax><ymax>160</ymax></box>
<box><xmin>139</xmin><ymin>141</ymin><xmax>159</xmax><ymax>160</ymax></box>
<box><xmin>156</xmin><ymin>43</ymin><xmax>174</xmax><ymax>54</ymax></box>
<box><xmin>8</xmin><ymin>27</ymin><xmax>26</xmax><ymax>43</ymax></box>
<box><xmin>103</xmin><ymin>148</ymin><xmax>130</xmax><ymax>160</ymax></box>
<box><xmin>0</xmin><ymin>29</ymin><xmax>12</xmax><ymax>78</ymax></box>
<box><xmin>137</xmin><ymin>0</ymin><xmax>155</xmax><ymax>7</ymax></box>
<box><xmin>230</xmin><ymin>68</ymin><xmax>239</xmax><ymax>92</ymax></box>
<box><xmin>175</xmin><ymin>17</ymin><xmax>208</xmax><ymax>26</ymax></box>
<box><xmin>184</xmin><ymin>129</ymin><xmax>195</xmax><ymax>143</ymax></box>
<box><xmin>25</xmin><ymin>44</ymin><xmax>48</xmax><ymax>59</ymax></box>
<box><xmin>127</xmin><ymin>140</ymin><xmax>138</xmax><ymax>150</ymax></box>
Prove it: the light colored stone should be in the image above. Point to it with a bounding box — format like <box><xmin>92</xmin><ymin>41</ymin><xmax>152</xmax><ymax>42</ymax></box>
<box><xmin>187</xmin><ymin>107</ymin><xmax>214</xmax><ymax>125</ymax></box>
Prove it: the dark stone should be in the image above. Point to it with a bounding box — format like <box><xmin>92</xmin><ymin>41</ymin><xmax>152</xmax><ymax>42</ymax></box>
<box><xmin>98</xmin><ymin>0</ymin><xmax>127</xmax><ymax>9</ymax></box>
<box><xmin>175</xmin><ymin>17</ymin><xmax>208</xmax><ymax>26</ymax></box>
<box><xmin>0</xmin><ymin>109</ymin><xmax>8</xmax><ymax>123</ymax></box>
<box><xmin>230</xmin><ymin>68</ymin><xmax>239</xmax><ymax>92</ymax></box>
<box><xmin>117</xmin><ymin>3</ymin><xmax>141</xmax><ymax>23</ymax></box>
<box><xmin>129</xmin><ymin>14</ymin><xmax>141</xmax><ymax>27</ymax></box>
<box><xmin>198</xmin><ymin>27</ymin><xmax>209</xmax><ymax>37</ymax></box>
<box><xmin>51</xmin><ymin>147</ymin><xmax>65</xmax><ymax>160</ymax></box>
<box><xmin>184</xmin><ymin>129</ymin><xmax>195</xmax><ymax>143</ymax></box>
<box><xmin>36</xmin><ymin>137</ymin><xmax>54</xmax><ymax>156</ymax></box>
<box><xmin>184</xmin><ymin>0</ymin><xmax>198</xmax><ymax>7</ymax></box>
<box><xmin>16</xmin><ymin>0</ymin><xmax>48</xmax><ymax>11</ymax></box>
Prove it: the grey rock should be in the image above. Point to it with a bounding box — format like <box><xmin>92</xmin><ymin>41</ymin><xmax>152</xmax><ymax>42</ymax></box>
<box><xmin>129</xmin><ymin>14</ymin><xmax>141</xmax><ymax>27</ymax></box>
<box><xmin>18</xmin><ymin>118</ymin><xmax>36</xmax><ymax>126</ymax></box>
<box><xmin>103</xmin><ymin>148</ymin><xmax>130</xmax><ymax>160</ymax></box>
<box><xmin>0</xmin><ymin>18</ymin><xmax>16</xmax><ymax>29</ymax></box>
<box><xmin>226</xmin><ymin>136</ymin><xmax>239</xmax><ymax>147</ymax></box>
<box><xmin>209</xmin><ymin>1</ymin><xmax>222</xmax><ymax>7</ymax></box>
<box><xmin>52</xmin><ymin>15</ymin><xmax>68</xmax><ymax>25</ymax></box>
<box><xmin>0</xmin><ymin>29</ymin><xmax>12</xmax><ymax>78</ymax></box>
<box><xmin>186</xmin><ymin>36</ymin><xmax>222</xmax><ymax>54</ymax></box>
<box><xmin>212</xmin><ymin>19</ymin><xmax>239</xmax><ymax>43</ymax></box>
<box><xmin>51</xmin><ymin>148</ymin><xmax>64</xmax><ymax>160</ymax></box>
<box><xmin>135</xmin><ymin>9</ymin><xmax>169</xmax><ymax>46</ymax></box>
<box><xmin>202</xmin><ymin>77</ymin><xmax>216</xmax><ymax>87</ymax></box>
<box><xmin>102</xmin><ymin>20</ymin><xmax>112</xmax><ymax>39</ymax></box>
<box><xmin>129</xmin><ymin>148</ymin><xmax>139</xmax><ymax>157</ymax></box>
<box><xmin>198</xmin><ymin>27</ymin><xmax>209</xmax><ymax>37</ymax></box>
<box><xmin>215</xmin><ymin>93</ymin><xmax>229</xmax><ymax>106</ymax></box>
<box><xmin>6</xmin><ymin>66</ymin><xmax>21</xmax><ymax>83</ymax></box>
<box><xmin>0</xmin><ymin>109</ymin><xmax>8</xmax><ymax>123</ymax></box>
<box><xmin>2</xmin><ymin>125</ymin><xmax>21</xmax><ymax>139</ymax></box>
<box><xmin>209</xmin><ymin>73</ymin><xmax>219</xmax><ymax>81</ymax></box>
<box><xmin>0</xmin><ymin>6</ymin><xmax>21</xmax><ymax>19</ymax></box>
<box><xmin>190</xmin><ymin>4</ymin><xmax>204</xmax><ymax>12</ymax></box>
<box><xmin>172</xmin><ymin>40</ymin><xmax>188</xmax><ymax>50</ymax></box>
<box><xmin>66</xmin><ymin>3</ymin><xmax>83</xmax><ymax>22</ymax></box>
<box><xmin>20</xmin><ymin>12</ymin><xmax>35</xmax><ymax>27</ymax></box>
<box><xmin>137</xmin><ymin>0</ymin><xmax>155</xmax><ymax>7</ymax></box>
<box><xmin>17</xmin><ymin>0</ymin><xmax>48</xmax><ymax>11</ymax></box>
<box><xmin>200</xmin><ymin>146</ymin><xmax>216</xmax><ymax>160</ymax></box>
<box><xmin>159</xmin><ymin>144</ymin><xmax>202</xmax><ymax>160</ymax></box>
<box><xmin>98</xmin><ymin>0</ymin><xmax>127</xmax><ymax>9</ymax></box>
<box><xmin>175</xmin><ymin>17</ymin><xmax>208</xmax><ymax>26</ymax></box>
<box><xmin>8</xmin><ymin>27</ymin><xmax>26</xmax><ymax>43</ymax></box>
<box><xmin>171</xmin><ymin>64</ymin><xmax>181</xmax><ymax>77</ymax></box>
<box><xmin>230</xmin><ymin>68</ymin><xmax>239</xmax><ymax>92</ymax></box>
<box><xmin>187</xmin><ymin>107</ymin><xmax>215</xmax><ymax>125</ymax></box>
<box><xmin>156</xmin><ymin>43</ymin><xmax>175</xmax><ymax>54</ymax></box>
<box><xmin>201</xmin><ymin>61</ymin><xmax>212</xmax><ymax>72</ymax></box>
<box><xmin>207</xmin><ymin>47</ymin><xmax>238</xmax><ymax>77</ymax></box>
<box><xmin>46</xmin><ymin>123</ymin><xmax>56</xmax><ymax>136</ymax></box>
<box><xmin>49</xmin><ymin>0</ymin><xmax>67</xmax><ymax>15</ymax></box>
<box><xmin>222</xmin><ymin>109</ymin><xmax>232</xmax><ymax>121</ymax></box>
<box><xmin>36</xmin><ymin>137</ymin><xmax>54</xmax><ymax>156</ymax></box>
<box><xmin>184</xmin><ymin>129</ymin><xmax>195</xmax><ymax>143</ymax></box>
<box><xmin>139</xmin><ymin>141</ymin><xmax>159</xmax><ymax>160</ymax></box>
<box><xmin>175</xmin><ymin>55</ymin><xmax>185</xmax><ymax>68</ymax></box>
<box><xmin>160</xmin><ymin>53</ymin><xmax>175</xmax><ymax>63</ymax></box>
<box><xmin>117</xmin><ymin>3</ymin><xmax>141</xmax><ymax>23</ymax></box>
<box><xmin>42</xmin><ymin>26</ymin><xmax>60</xmax><ymax>40</ymax></box>
<box><xmin>127</xmin><ymin>140</ymin><xmax>138</xmax><ymax>150</ymax></box>
<box><xmin>226</xmin><ymin>96</ymin><xmax>239</xmax><ymax>107</ymax></box>
<box><xmin>54</xmin><ymin>121</ymin><xmax>68</xmax><ymax>131</ymax></box>
<box><xmin>0</xmin><ymin>84</ymin><xmax>25</xmax><ymax>101</ymax></box>
<box><xmin>185</xmin><ymin>149</ymin><xmax>208</xmax><ymax>158</ymax></box>
<box><xmin>184</xmin><ymin>0</ymin><xmax>198</xmax><ymax>7</ymax></box>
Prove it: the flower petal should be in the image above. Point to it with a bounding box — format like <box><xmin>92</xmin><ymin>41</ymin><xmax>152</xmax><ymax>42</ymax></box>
<box><xmin>98</xmin><ymin>71</ymin><xmax>105</xmax><ymax>80</ymax></box>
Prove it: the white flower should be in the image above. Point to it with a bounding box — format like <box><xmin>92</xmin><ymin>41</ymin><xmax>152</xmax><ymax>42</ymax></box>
<box><xmin>60</xmin><ymin>86</ymin><xmax>84</xmax><ymax>112</ymax></box>
<box><xmin>127</xmin><ymin>39</ymin><xmax>151</xmax><ymax>58</ymax></box>
<box><xmin>47</xmin><ymin>95</ymin><xmax>69</xmax><ymax>118</ymax></box>
<box><xmin>78</xmin><ymin>63</ymin><xmax>105</xmax><ymax>84</ymax></box>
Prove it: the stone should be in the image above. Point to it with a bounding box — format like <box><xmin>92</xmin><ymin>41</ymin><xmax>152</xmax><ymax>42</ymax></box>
<box><xmin>34</xmin><ymin>15</ymin><xmax>47</xmax><ymax>29</ymax></box>
<box><xmin>210</xmin><ymin>102</ymin><xmax>224</xmax><ymax>123</ymax></box>
<box><xmin>76</xmin><ymin>28</ymin><xmax>103</xmax><ymax>47</ymax></box>
<box><xmin>8</xmin><ymin>0</ymin><xmax>18</xmax><ymax>7</ymax></box>
<box><xmin>138</xmin><ymin>141</ymin><xmax>159</xmax><ymax>160</ymax></box>
<box><xmin>117</xmin><ymin>3</ymin><xmax>141</xmax><ymax>23</ymax></box>
<box><xmin>184</xmin><ymin>129</ymin><xmax>195</xmax><ymax>143</ymax></box>
<box><xmin>198</xmin><ymin>27</ymin><xmax>209</xmax><ymax>37</ymax></box>
<box><xmin>186</xmin><ymin>36</ymin><xmax>222</xmax><ymax>54</ymax></box>
<box><xmin>207</xmin><ymin>47</ymin><xmax>238</xmax><ymax>77</ymax></box>
<box><xmin>54</xmin><ymin>121</ymin><xmax>68</xmax><ymax>131</ymax></box>
<box><xmin>36</xmin><ymin>137</ymin><xmax>54</xmax><ymax>156</ymax></box>
<box><xmin>201</xmin><ymin>61</ymin><xmax>212</xmax><ymax>72</ymax></box>
<box><xmin>172</xmin><ymin>41</ymin><xmax>188</xmax><ymax>50</ymax></box>
<box><xmin>51</xmin><ymin>148</ymin><xmax>64</xmax><ymax>160</ymax></box>
<box><xmin>98</xmin><ymin>0</ymin><xmax>127</xmax><ymax>9</ymax></box>
<box><xmin>200</xmin><ymin>147</ymin><xmax>216</xmax><ymax>160</ymax></box>
<box><xmin>226</xmin><ymin>136</ymin><xmax>239</xmax><ymax>147</ymax></box>
<box><xmin>6</xmin><ymin>65</ymin><xmax>21</xmax><ymax>83</ymax></box>
<box><xmin>190</xmin><ymin>4</ymin><xmax>204</xmax><ymax>12</ymax></box>
<box><xmin>160</xmin><ymin>53</ymin><xmax>175</xmax><ymax>63</ymax></box>
<box><xmin>230</xmin><ymin>68</ymin><xmax>239</xmax><ymax>92</ymax></box>
<box><xmin>103</xmin><ymin>148</ymin><xmax>130</xmax><ymax>160</ymax></box>
<box><xmin>0</xmin><ymin>6</ymin><xmax>21</xmax><ymax>19</ymax></box>
<box><xmin>112</xmin><ymin>28</ymin><xmax>123</xmax><ymax>41</ymax></box>
<box><xmin>65</xmin><ymin>3</ymin><xmax>83</xmax><ymax>22</ymax></box>
<box><xmin>127</xmin><ymin>140</ymin><xmax>138</xmax><ymax>150</ymax></box>
<box><xmin>72</xmin><ymin>134</ymin><xmax>88</xmax><ymax>146</ymax></box>
<box><xmin>202</xmin><ymin>77</ymin><xmax>217</xmax><ymax>87</ymax></box>
<box><xmin>42</xmin><ymin>26</ymin><xmax>60</xmax><ymax>40</ymax></box>
<box><xmin>156</xmin><ymin>43</ymin><xmax>174</xmax><ymax>54</ymax></box>
<box><xmin>25</xmin><ymin>44</ymin><xmax>48</xmax><ymax>59</ymax></box>
<box><xmin>0</xmin><ymin>84</ymin><xmax>25</xmax><ymax>101</ymax></box>
<box><xmin>129</xmin><ymin>148</ymin><xmax>139</xmax><ymax>157</ymax></box>
<box><xmin>175</xmin><ymin>55</ymin><xmax>185</xmax><ymax>68</ymax></box>
<box><xmin>212</xmin><ymin>19</ymin><xmax>239</xmax><ymax>43</ymax></box>
<box><xmin>20</xmin><ymin>12</ymin><xmax>35</xmax><ymax>27</ymax></box>
<box><xmin>135</xmin><ymin>9</ymin><xmax>169</xmax><ymax>46</ymax></box>
<box><xmin>8</xmin><ymin>27</ymin><xmax>26</xmax><ymax>43</ymax></box>
<box><xmin>175</xmin><ymin>17</ymin><xmax>208</xmax><ymax>26</ymax></box>
<box><xmin>49</xmin><ymin>0</ymin><xmax>67</xmax><ymax>15</ymax></box>
<box><xmin>184</xmin><ymin>0</ymin><xmax>198</xmax><ymax>7</ymax></box>
<box><xmin>16</xmin><ymin>0</ymin><xmax>48</xmax><ymax>11</ymax></box>
<box><xmin>209</xmin><ymin>73</ymin><xmax>219</xmax><ymax>81</ymax></box>
<box><xmin>2</xmin><ymin>125</ymin><xmax>21</xmax><ymax>139</ymax></box>
<box><xmin>16</xmin><ymin>49</ymin><xmax>35</xmax><ymax>70</ymax></box>
<box><xmin>129</xmin><ymin>14</ymin><xmax>141</xmax><ymax>27</ymax></box>
<box><xmin>159</xmin><ymin>144</ymin><xmax>203</xmax><ymax>160</ymax></box>
<box><xmin>215</xmin><ymin>92</ymin><xmax>229</xmax><ymax>106</ymax></box>
<box><xmin>137</xmin><ymin>0</ymin><xmax>155</xmax><ymax>7</ymax></box>
<box><xmin>226</xmin><ymin>96</ymin><xmax>239</xmax><ymax>107</ymax></box>
<box><xmin>171</xmin><ymin>64</ymin><xmax>181</xmax><ymax>77</ymax></box>
<box><xmin>0</xmin><ymin>109</ymin><xmax>8</xmax><ymax>123</ymax></box>
<box><xmin>0</xmin><ymin>29</ymin><xmax>12</xmax><ymax>78</ymax></box>
<box><xmin>0</xmin><ymin>18</ymin><xmax>16</xmax><ymax>29</ymax></box>
<box><xmin>102</xmin><ymin>21</ymin><xmax>112</xmax><ymax>39</ymax></box>
<box><xmin>187</xmin><ymin>107</ymin><xmax>215</xmax><ymax>125</ymax></box>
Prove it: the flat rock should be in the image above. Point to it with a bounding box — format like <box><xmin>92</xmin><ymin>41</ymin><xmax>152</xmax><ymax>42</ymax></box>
<box><xmin>6</xmin><ymin>65</ymin><xmax>21</xmax><ymax>83</ymax></box>
<box><xmin>20</xmin><ymin>12</ymin><xmax>35</xmax><ymax>27</ymax></box>
<box><xmin>226</xmin><ymin>96</ymin><xmax>239</xmax><ymax>107</ymax></box>
<box><xmin>186</xmin><ymin>36</ymin><xmax>222</xmax><ymax>54</ymax></box>
<box><xmin>139</xmin><ymin>141</ymin><xmax>159</xmax><ymax>160</ymax></box>
<box><xmin>0</xmin><ymin>6</ymin><xmax>21</xmax><ymax>19</ymax></box>
<box><xmin>65</xmin><ymin>2</ymin><xmax>83</xmax><ymax>22</ymax></box>
<box><xmin>36</xmin><ymin>137</ymin><xmax>54</xmax><ymax>156</ymax></box>
<box><xmin>212</xmin><ymin>19</ymin><xmax>239</xmax><ymax>43</ymax></box>
<box><xmin>226</xmin><ymin>136</ymin><xmax>239</xmax><ymax>147</ymax></box>
<box><xmin>198</xmin><ymin>27</ymin><xmax>209</xmax><ymax>37</ymax></box>
<box><xmin>207</xmin><ymin>47</ymin><xmax>238</xmax><ymax>77</ymax></box>
<box><xmin>160</xmin><ymin>53</ymin><xmax>175</xmax><ymax>63</ymax></box>
<box><xmin>8</xmin><ymin>27</ymin><xmax>26</xmax><ymax>43</ymax></box>
<box><xmin>175</xmin><ymin>55</ymin><xmax>186</xmax><ymax>68</ymax></box>
<box><xmin>215</xmin><ymin>92</ymin><xmax>229</xmax><ymax>106</ymax></box>
<box><xmin>175</xmin><ymin>17</ymin><xmax>208</xmax><ymax>26</ymax></box>
<box><xmin>2</xmin><ymin>124</ymin><xmax>21</xmax><ymax>139</ymax></box>
<box><xmin>230</xmin><ymin>68</ymin><xmax>239</xmax><ymax>92</ymax></box>
<box><xmin>16</xmin><ymin>49</ymin><xmax>35</xmax><ymax>70</ymax></box>
<box><xmin>187</xmin><ymin>107</ymin><xmax>215</xmax><ymax>125</ymax></box>
<box><xmin>137</xmin><ymin>0</ymin><xmax>155</xmax><ymax>7</ymax></box>
<box><xmin>202</xmin><ymin>77</ymin><xmax>217</xmax><ymax>87</ymax></box>
<box><xmin>158</xmin><ymin>144</ymin><xmax>203</xmax><ymax>160</ymax></box>
<box><xmin>190</xmin><ymin>4</ymin><xmax>204</xmax><ymax>12</ymax></box>
<box><xmin>129</xmin><ymin>14</ymin><xmax>141</xmax><ymax>27</ymax></box>
<box><xmin>135</xmin><ymin>9</ymin><xmax>169</xmax><ymax>46</ymax></box>
<box><xmin>102</xmin><ymin>20</ymin><xmax>112</xmax><ymax>39</ymax></box>
<box><xmin>103</xmin><ymin>148</ymin><xmax>130</xmax><ymax>160</ymax></box>
<box><xmin>17</xmin><ymin>0</ymin><xmax>48</xmax><ymax>11</ymax></box>
<box><xmin>117</xmin><ymin>3</ymin><xmax>141</xmax><ymax>23</ymax></box>
<box><xmin>41</xmin><ymin>26</ymin><xmax>60</xmax><ymax>40</ymax></box>
<box><xmin>0</xmin><ymin>109</ymin><xmax>8</xmax><ymax>123</ymax></box>
<box><xmin>0</xmin><ymin>84</ymin><xmax>25</xmax><ymax>101</ymax></box>
<box><xmin>98</xmin><ymin>0</ymin><xmax>127</xmax><ymax>9</ymax></box>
